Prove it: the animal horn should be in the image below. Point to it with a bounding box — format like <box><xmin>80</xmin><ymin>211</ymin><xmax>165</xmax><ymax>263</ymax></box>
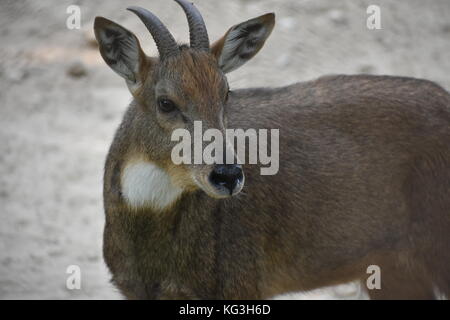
<box><xmin>174</xmin><ymin>0</ymin><xmax>210</xmax><ymax>51</ymax></box>
<box><xmin>127</xmin><ymin>6</ymin><xmax>179</xmax><ymax>58</ymax></box>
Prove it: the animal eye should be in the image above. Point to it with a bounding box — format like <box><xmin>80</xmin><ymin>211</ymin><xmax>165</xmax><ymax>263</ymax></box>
<box><xmin>157</xmin><ymin>98</ymin><xmax>177</xmax><ymax>113</ymax></box>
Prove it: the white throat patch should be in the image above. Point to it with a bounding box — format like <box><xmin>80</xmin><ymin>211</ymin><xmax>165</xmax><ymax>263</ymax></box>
<box><xmin>121</xmin><ymin>161</ymin><xmax>183</xmax><ymax>211</ymax></box>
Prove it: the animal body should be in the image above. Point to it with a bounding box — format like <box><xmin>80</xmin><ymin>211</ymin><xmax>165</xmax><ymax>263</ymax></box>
<box><xmin>94</xmin><ymin>0</ymin><xmax>450</xmax><ymax>299</ymax></box>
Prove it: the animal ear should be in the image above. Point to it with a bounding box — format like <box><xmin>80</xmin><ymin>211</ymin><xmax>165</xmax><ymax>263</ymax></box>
<box><xmin>211</xmin><ymin>13</ymin><xmax>275</xmax><ymax>73</ymax></box>
<box><xmin>94</xmin><ymin>17</ymin><xmax>149</xmax><ymax>92</ymax></box>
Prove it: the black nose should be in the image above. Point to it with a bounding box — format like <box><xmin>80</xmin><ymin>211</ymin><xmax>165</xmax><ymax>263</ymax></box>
<box><xmin>209</xmin><ymin>164</ymin><xmax>243</xmax><ymax>195</ymax></box>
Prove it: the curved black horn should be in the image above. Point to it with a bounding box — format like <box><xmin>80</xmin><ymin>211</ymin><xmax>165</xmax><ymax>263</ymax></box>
<box><xmin>127</xmin><ymin>6</ymin><xmax>179</xmax><ymax>58</ymax></box>
<box><xmin>174</xmin><ymin>0</ymin><xmax>210</xmax><ymax>51</ymax></box>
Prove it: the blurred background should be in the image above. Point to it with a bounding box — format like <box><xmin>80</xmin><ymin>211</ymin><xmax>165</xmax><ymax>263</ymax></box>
<box><xmin>0</xmin><ymin>0</ymin><xmax>449</xmax><ymax>299</ymax></box>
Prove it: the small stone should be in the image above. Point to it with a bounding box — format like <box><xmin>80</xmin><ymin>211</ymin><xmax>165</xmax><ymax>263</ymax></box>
<box><xmin>328</xmin><ymin>9</ymin><xmax>348</xmax><ymax>26</ymax></box>
<box><xmin>3</xmin><ymin>66</ymin><xmax>28</xmax><ymax>82</ymax></box>
<box><xmin>67</xmin><ymin>61</ymin><xmax>87</xmax><ymax>78</ymax></box>
<box><xmin>442</xmin><ymin>24</ymin><xmax>450</xmax><ymax>33</ymax></box>
<box><xmin>358</xmin><ymin>64</ymin><xmax>376</xmax><ymax>74</ymax></box>
<box><xmin>276</xmin><ymin>53</ymin><xmax>291</xmax><ymax>67</ymax></box>
<box><xmin>332</xmin><ymin>282</ymin><xmax>360</xmax><ymax>298</ymax></box>
<box><xmin>279</xmin><ymin>17</ymin><xmax>296</xmax><ymax>31</ymax></box>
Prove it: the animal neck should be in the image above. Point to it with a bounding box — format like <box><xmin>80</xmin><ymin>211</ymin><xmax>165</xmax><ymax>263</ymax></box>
<box><xmin>121</xmin><ymin>158</ymin><xmax>184</xmax><ymax>212</ymax></box>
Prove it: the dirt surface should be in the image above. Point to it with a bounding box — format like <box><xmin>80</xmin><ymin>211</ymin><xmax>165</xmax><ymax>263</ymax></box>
<box><xmin>0</xmin><ymin>0</ymin><xmax>449</xmax><ymax>299</ymax></box>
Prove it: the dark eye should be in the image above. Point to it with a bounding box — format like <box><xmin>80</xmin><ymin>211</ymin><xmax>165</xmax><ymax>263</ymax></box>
<box><xmin>157</xmin><ymin>98</ymin><xmax>177</xmax><ymax>113</ymax></box>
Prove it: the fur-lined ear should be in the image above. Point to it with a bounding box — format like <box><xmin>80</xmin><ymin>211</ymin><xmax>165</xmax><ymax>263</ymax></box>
<box><xmin>211</xmin><ymin>13</ymin><xmax>275</xmax><ymax>73</ymax></box>
<box><xmin>94</xmin><ymin>17</ymin><xmax>149</xmax><ymax>92</ymax></box>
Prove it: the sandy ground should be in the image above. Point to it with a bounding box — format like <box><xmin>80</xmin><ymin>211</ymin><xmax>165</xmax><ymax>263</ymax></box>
<box><xmin>0</xmin><ymin>0</ymin><xmax>449</xmax><ymax>299</ymax></box>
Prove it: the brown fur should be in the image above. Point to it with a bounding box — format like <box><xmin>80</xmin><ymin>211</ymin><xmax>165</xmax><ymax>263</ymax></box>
<box><xmin>96</xmin><ymin>9</ymin><xmax>450</xmax><ymax>299</ymax></box>
<box><xmin>103</xmin><ymin>71</ymin><xmax>450</xmax><ymax>299</ymax></box>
